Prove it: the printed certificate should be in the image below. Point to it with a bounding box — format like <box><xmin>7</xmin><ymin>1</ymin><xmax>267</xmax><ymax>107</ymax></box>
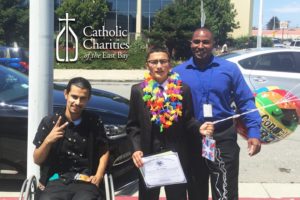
<box><xmin>140</xmin><ymin>151</ymin><xmax>186</xmax><ymax>188</ymax></box>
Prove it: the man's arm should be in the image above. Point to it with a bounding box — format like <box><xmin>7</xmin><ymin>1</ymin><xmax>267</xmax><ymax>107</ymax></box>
<box><xmin>89</xmin><ymin>150</ymin><xmax>109</xmax><ymax>187</ymax></box>
<box><xmin>126</xmin><ymin>85</ymin><xmax>142</xmax><ymax>151</ymax></box>
<box><xmin>33</xmin><ymin>116</ymin><xmax>68</xmax><ymax>165</ymax></box>
<box><xmin>33</xmin><ymin>141</ymin><xmax>52</xmax><ymax>165</ymax></box>
<box><xmin>232</xmin><ymin>65</ymin><xmax>262</xmax><ymax>156</ymax></box>
<box><xmin>126</xmin><ymin>85</ymin><xmax>144</xmax><ymax>168</ymax></box>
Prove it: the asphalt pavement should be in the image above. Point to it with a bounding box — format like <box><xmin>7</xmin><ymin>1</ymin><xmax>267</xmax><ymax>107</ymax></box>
<box><xmin>1</xmin><ymin>69</ymin><xmax>299</xmax><ymax>199</ymax></box>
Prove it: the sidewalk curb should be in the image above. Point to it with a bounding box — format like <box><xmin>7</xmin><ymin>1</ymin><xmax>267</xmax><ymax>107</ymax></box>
<box><xmin>54</xmin><ymin>79</ymin><xmax>142</xmax><ymax>82</ymax></box>
<box><xmin>54</xmin><ymin>69</ymin><xmax>146</xmax><ymax>82</ymax></box>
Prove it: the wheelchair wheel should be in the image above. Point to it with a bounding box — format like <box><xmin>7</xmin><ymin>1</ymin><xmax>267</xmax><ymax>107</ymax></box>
<box><xmin>19</xmin><ymin>175</ymin><xmax>37</xmax><ymax>200</ymax></box>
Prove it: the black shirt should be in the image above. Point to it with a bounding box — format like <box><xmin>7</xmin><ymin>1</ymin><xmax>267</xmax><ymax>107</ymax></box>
<box><xmin>33</xmin><ymin>109</ymin><xmax>108</xmax><ymax>185</ymax></box>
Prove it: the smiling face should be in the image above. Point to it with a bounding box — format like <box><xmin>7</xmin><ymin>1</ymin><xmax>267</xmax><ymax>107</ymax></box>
<box><xmin>146</xmin><ymin>52</ymin><xmax>171</xmax><ymax>84</ymax></box>
<box><xmin>191</xmin><ymin>28</ymin><xmax>214</xmax><ymax>66</ymax></box>
<box><xmin>64</xmin><ymin>85</ymin><xmax>90</xmax><ymax>121</ymax></box>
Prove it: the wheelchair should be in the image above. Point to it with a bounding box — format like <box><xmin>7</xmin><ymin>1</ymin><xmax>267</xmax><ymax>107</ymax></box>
<box><xmin>19</xmin><ymin>173</ymin><xmax>115</xmax><ymax>200</ymax></box>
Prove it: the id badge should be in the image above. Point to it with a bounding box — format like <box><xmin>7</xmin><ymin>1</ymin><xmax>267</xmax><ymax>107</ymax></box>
<box><xmin>202</xmin><ymin>136</ymin><xmax>216</xmax><ymax>162</ymax></box>
<box><xmin>203</xmin><ymin>104</ymin><xmax>213</xmax><ymax>117</ymax></box>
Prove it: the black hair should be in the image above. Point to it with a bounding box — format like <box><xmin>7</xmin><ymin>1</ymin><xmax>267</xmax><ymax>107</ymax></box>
<box><xmin>65</xmin><ymin>77</ymin><xmax>92</xmax><ymax>98</ymax></box>
<box><xmin>192</xmin><ymin>26</ymin><xmax>214</xmax><ymax>41</ymax></box>
<box><xmin>146</xmin><ymin>46</ymin><xmax>170</xmax><ymax>61</ymax></box>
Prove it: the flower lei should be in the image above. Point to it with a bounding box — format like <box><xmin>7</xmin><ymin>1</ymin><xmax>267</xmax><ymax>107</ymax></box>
<box><xmin>141</xmin><ymin>72</ymin><xmax>183</xmax><ymax>132</ymax></box>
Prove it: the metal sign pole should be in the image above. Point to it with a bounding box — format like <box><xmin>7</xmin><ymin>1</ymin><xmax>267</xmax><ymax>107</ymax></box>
<box><xmin>257</xmin><ymin>0</ymin><xmax>263</xmax><ymax>48</ymax></box>
<box><xmin>28</xmin><ymin>0</ymin><xmax>54</xmax><ymax>180</ymax></box>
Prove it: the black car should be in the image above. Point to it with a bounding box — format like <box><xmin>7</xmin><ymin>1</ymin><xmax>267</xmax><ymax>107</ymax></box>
<box><xmin>0</xmin><ymin>65</ymin><xmax>137</xmax><ymax>191</ymax></box>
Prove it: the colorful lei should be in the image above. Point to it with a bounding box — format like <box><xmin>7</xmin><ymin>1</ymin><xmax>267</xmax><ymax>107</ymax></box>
<box><xmin>141</xmin><ymin>72</ymin><xmax>183</xmax><ymax>132</ymax></box>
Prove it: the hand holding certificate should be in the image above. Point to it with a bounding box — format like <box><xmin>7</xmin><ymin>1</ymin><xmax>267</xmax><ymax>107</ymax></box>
<box><xmin>139</xmin><ymin>151</ymin><xmax>187</xmax><ymax>188</ymax></box>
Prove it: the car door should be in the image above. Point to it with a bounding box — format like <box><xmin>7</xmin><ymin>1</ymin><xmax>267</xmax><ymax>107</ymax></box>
<box><xmin>0</xmin><ymin>107</ymin><xmax>27</xmax><ymax>181</ymax></box>
<box><xmin>238</xmin><ymin>52</ymin><xmax>300</xmax><ymax>98</ymax></box>
<box><xmin>0</xmin><ymin>68</ymin><xmax>28</xmax><ymax>181</ymax></box>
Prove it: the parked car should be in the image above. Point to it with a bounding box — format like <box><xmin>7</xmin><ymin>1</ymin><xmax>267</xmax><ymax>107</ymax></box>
<box><xmin>0</xmin><ymin>46</ymin><xmax>29</xmax><ymax>74</ymax></box>
<box><xmin>288</xmin><ymin>39</ymin><xmax>300</xmax><ymax>49</ymax></box>
<box><xmin>219</xmin><ymin>48</ymin><xmax>300</xmax><ymax>98</ymax></box>
<box><xmin>0</xmin><ymin>65</ymin><xmax>137</xmax><ymax>191</ymax></box>
<box><xmin>272</xmin><ymin>38</ymin><xmax>285</xmax><ymax>48</ymax></box>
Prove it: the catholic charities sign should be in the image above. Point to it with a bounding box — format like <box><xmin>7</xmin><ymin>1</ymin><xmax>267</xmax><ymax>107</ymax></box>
<box><xmin>56</xmin><ymin>13</ymin><xmax>129</xmax><ymax>63</ymax></box>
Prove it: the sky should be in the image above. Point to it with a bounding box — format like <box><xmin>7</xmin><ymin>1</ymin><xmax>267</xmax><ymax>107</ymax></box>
<box><xmin>252</xmin><ymin>0</ymin><xmax>300</xmax><ymax>28</ymax></box>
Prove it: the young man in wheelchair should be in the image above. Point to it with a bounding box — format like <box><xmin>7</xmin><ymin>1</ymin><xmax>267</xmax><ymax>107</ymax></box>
<box><xmin>33</xmin><ymin>77</ymin><xmax>109</xmax><ymax>200</ymax></box>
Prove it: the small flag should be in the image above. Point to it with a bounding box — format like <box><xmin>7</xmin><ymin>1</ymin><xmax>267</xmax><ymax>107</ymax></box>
<box><xmin>202</xmin><ymin>136</ymin><xmax>216</xmax><ymax>162</ymax></box>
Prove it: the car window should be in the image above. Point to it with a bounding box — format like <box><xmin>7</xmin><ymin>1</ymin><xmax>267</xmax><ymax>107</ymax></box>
<box><xmin>296</xmin><ymin>41</ymin><xmax>300</xmax><ymax>47</ymax></box>
<box><xmin>0</xmin><ymin>48</ymin><xmax>8</xmax><ymax>58</ymax></box>
<box><xmin>293</xmin><ymin>52</ymin><xmax>300</xmax><ymax>72</ymax></box>
<box><xmin>238</xmin><ymin>52</ymin><xmax>298</xmax><ymax>73</ymax></box>
<box><xmin>0</xmin><ymin>67</ymin><xmax>28</xmax><ymax>102</ymax></box>
<box><xmin>238</xmin><ymin>54</ymin><xmax>277</xmax><ymax>70</ymax></box>
<box><xmin>9</xmin><ymin>48</ymin><xmax>22</xmax><ymax>58</ymax></box>
<box><xmin>238</xmin><ymin>56</ymin><xmax>258</xmax><ymax>69</ymax></box>
<box><xmin>290</xmin><ymin>41</ymin><xmax>295</xmax><ymax>46</ymax></box>
<box><xmin>278</xmin><ymin>53</ymin><xmax>296</xmax><ymax>72</ymax></box>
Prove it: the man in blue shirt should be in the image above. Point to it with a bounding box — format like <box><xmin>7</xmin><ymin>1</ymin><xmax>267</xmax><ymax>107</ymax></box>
<box><xmin>173</xmin><ymin>27</ymin><xmax>262</xmax><ymax>200</ymax></box>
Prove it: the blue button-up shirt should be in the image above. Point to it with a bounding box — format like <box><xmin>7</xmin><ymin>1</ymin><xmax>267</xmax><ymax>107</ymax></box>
<box><xmin>173</xmin><ymin>56</ymin><xmax>261</xmax><ymax>139</ymax></box>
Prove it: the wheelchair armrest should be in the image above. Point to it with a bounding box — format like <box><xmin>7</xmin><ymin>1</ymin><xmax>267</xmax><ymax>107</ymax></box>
<box><xmin>19</xmin><ymin>175</ymin><xmax>37</xmax><ymax>200</ymax></box>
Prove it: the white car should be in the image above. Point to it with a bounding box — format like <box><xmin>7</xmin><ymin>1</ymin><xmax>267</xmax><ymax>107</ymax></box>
<box><xmin>272</xmin><ymin>38</ymin><xmax>285</xmax><ymax>48</ymax></box>
<box><xmin>219</xmin><ymin>48</ymin><xmax>300</xmax><ymax>98</ymax></box>
<box><xmin>288</xmin><ymin>40</ymin><xmax>300</xmax><ymax>49</ymax></box>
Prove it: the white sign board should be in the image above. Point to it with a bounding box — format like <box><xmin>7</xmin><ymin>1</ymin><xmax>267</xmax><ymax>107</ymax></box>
<box><xmin>280</xmin><ymin>21</ymin><xmax>289</xmax><ymax>29</ymax></box>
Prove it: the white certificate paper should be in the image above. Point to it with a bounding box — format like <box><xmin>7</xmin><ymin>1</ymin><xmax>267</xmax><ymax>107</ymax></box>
<box><xmin>140</xmin><ymin>151</ymin><xmax>187</xmax><ymax>188</ymax></box>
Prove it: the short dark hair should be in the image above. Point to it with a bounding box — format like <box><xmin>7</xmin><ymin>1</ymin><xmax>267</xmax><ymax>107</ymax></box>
<box><xmin>66</xmin><ymin>77</ymin><xmax>92</xmax><ymax>98</ymax></box>
<box><xmin>146</xmin><ymin>46</ymin><xmax>170</xmax><ymax>61</ymax></box>
<box><xmin>192</xmin><ymin>26</ymin><xmax>214</xmax><ymax>41</ymax></box>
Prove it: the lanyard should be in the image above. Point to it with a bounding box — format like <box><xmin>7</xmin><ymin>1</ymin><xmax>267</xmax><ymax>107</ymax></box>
<box><xmin>196</xmin><ymin>66</ymin><xmax>214</xmax><ymax>104</ymax></box>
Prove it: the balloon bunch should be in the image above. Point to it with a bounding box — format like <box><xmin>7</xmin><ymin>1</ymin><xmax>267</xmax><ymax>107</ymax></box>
<box><xmin>237</xmin><ymin>86</ymin><xmax>300</xmax><ymax>144</ymax></box>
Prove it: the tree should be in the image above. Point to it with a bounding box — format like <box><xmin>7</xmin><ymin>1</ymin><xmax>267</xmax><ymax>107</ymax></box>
<box><xmin>55</xmin><ymin>0</ymin><xmax>109</xmax><ymax>39</ymax></box>
<box><xmin>231</xmin><ymin>36</ymin><xmax>273</xmax><ymax>49</ymax></box>
<box><xmin>0</xmin><ymin>0</ymin><xmax>29</xmax><ymax>47</ymax></box>
<box><xmin>145</xmin><ymin>0</ymin><xmax>239</xmax><ymax>60</ymax></box>
<box><xmin>266</xmin><ymin>16</ymin><xmax>280</xmax><ymax>30</ymax></box>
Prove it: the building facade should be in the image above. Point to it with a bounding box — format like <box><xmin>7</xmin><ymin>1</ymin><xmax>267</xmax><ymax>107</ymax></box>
<box><xmin>105</xmin><ymin>0</ymin><xmax>253</xmax><ymax>39</ymax></box>
<box><xmin>252</xmin><ymin>29</ymin><xmax>300</xmax><ymax>40</ymax></box>
<box><xmin>230</xmin><ymin>0</ymin><xmax>253</xmax><ymax>38</ymax></box>
<box><xmin>105</xmin><ymin>0</ymin><xmax>173</xmax><ymax>33</ymax></box>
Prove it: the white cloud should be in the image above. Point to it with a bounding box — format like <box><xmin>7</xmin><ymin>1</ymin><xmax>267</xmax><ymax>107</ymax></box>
<box><xmin>272</xmin><ymin>2</ymin><xmax>300</xmax><ymax>13</ymax></box>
